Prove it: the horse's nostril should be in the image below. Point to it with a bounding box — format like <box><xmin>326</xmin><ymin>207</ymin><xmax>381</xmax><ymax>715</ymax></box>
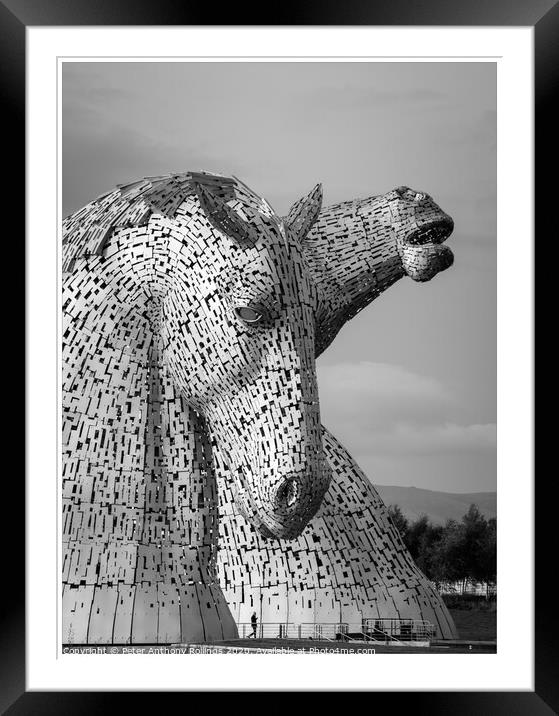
<box><xmin>276</xmin><ymin>478</ymin><xmax>300</xmax><ymax>510</ymax></box>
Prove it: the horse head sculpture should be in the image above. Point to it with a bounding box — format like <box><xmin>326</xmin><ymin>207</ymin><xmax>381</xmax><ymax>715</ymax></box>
<box><xmin>155</xmin><ymin>177</ymin><xmax>331</xmax><ymax>539</ymax></box>
<box><xmin>304</xmin><ymin>184</ymin><xmax>454</xmax><ymax>356</ymax></box>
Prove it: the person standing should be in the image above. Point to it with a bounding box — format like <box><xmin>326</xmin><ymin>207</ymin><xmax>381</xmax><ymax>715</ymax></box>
<box><xmin>250</xmin><ymin>611</ymin><xmax>258</xmax><ymax>639</ymax></box>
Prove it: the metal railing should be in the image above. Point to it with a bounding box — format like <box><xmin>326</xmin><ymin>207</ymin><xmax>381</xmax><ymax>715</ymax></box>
<box><xmin>362</xmin><ymin>619</ymin><xmax>435</xmax><ymax>641</ymax></box>
<box><xmin>238</xmin><ymin>622</ymin><xmax>338</xmax><ymax>641</ymax></box>
<box><xmin>237</xmin><ymin>619</ymin><xmax>435</xmax><ymax>643</ymax></box>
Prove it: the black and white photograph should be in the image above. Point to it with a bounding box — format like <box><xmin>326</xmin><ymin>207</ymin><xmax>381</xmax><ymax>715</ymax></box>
<box><xmin>16</xmin><ymin>14</ymin><xmax>546</xmax><ymax>704</ymax></box>
<box><xmin>60</xmin><ymin>60</ymin><xmax>496</xmax><ymax>653</ymax></box>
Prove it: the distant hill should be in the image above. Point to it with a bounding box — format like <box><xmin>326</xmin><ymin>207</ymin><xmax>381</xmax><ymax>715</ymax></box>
<box><xmin>375</xmin><ymin>485</ymin><xmax>496</xmax><ymax>524</ymax></box>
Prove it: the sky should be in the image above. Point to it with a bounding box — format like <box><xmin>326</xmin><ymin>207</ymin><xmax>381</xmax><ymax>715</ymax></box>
<box><xmin>62</xmin><ymin>61</ymin><xmax>496</xmax><ymax>493</ymax></box>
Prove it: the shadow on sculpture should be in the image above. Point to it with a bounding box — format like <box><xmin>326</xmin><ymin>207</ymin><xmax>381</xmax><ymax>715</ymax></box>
<box><xmin>62</xmin><ymin>171</ymin><xmax>458</xmax><ymax>643</ymax></box>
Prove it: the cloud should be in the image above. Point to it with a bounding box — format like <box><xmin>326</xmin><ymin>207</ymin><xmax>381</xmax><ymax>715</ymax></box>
<box><xmin>61</xmin><ymin>102</ymin><xmax>236</xmax><ymax>217</ymax></box>
<box><xmin>317</xmin><ymin>361</ymin><xmax>450</xmax><ymax>428</ymax></box>
<box><xmin>303</xmin><ymin>86</ymin><xmax>446</xmax><ymax>113</ymax></box>
<box><xmin>366</xmin><ymin>422</ymin><xmax>496</xmax><ymax>456</ymax></box>
<box><xmin>317</xmin><ymin>361</ymin><xmax>496</xmax><ymax>458</ymax></box>
<box><xmin>446</xmin><ymin>109</ymin><xmax>496</xmax><ymax>147</ymax></box>
<box><xmin>61</xmin><ymin>89</ymin><xmax>262</xmax><ymax>217</ymax></box>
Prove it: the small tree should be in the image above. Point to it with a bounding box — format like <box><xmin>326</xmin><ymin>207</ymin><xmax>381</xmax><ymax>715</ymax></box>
<box><xmin>405</xmin><ymin>514</ymin><xmax>443</xmax><ymax>580</ymax></box>
<box><xmin>430</xmin><ymin>519</ymin><xmax>467</xmax><ymax>587</ymax></box>
<box><xmin>462</xmin><ymin>504</ymin><xmax>489</xmax><ymax>585</ymax></box>
<box><xmin>405</xmin><ymin>514</ymin><xmax>430</xmax><ymax>560</ymax></box>
<box><xmin>476</xmin><ymin>516</ymin><xmax>497</xmax><ymax>596</ymax></box>
<box><xmin>387</xmin><ymin>504</ymin><xmax>409</xmax><ymax>539</ymax></box>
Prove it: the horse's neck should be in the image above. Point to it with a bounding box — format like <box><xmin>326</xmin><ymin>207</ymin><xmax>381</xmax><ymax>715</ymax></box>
<box><xmin>62</xmin><ymin>269</ymin><xmax>219</xmax><ymax>588</ymax></box>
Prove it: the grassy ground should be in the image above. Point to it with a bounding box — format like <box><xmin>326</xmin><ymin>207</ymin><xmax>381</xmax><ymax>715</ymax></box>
<box><xmin>449</xmin><ymin>609</ymin><xmax>496</xmax><ymax>641</ymax></box>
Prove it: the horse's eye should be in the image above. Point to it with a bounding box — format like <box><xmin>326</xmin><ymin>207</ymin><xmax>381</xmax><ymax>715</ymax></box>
<box><xmin>234</xmin><ymin>306</ymin><xmax>264</xmax><ymax>324</ymax></box>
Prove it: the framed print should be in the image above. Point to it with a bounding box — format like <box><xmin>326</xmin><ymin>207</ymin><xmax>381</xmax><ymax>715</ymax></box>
<box><xmin>9</xmin><ymin>0</ymin><xmax>551</xmax><ymax>710</ymax></box>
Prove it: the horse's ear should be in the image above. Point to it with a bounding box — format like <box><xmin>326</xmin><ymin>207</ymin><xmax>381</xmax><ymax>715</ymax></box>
<box><xmin>284</xmin><ymin>183</ymin><xmax>323</xmax><ymax>242</ymax></box>
<box><xmin>194</xmin><ymin>183</ymin><xmax>257</xmax><ymax>248</ymax></box>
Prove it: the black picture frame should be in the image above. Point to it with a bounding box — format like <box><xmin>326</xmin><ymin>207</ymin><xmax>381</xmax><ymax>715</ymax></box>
<box><xmin>8</xmin><ymin>0</ymin><xmax>550</xmax><ymax>710</ymax></box>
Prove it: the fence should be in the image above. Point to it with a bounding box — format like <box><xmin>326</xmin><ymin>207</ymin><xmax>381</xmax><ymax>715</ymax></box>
<box><xmin>434</xmin><ymin>580</ymin><xmax>497</xmax><ymax>597</ymax></box>
<box><xmin>237</xmin><ymin>619</ymin><xmax>435</xmax><ymax>643</ymax></box>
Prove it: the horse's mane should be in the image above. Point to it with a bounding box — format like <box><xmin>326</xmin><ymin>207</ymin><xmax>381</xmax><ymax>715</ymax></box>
<box><xmin>62</xmin><ymin>170</ymin><xmax>240</xmax><ymax>274</ymax></box>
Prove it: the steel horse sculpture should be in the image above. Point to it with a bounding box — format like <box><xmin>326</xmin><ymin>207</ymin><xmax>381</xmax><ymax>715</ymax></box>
<box><xmin>62</xmin><ymin>171</ymin><xmax>458</xmax><ymax>643</ymax></box>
